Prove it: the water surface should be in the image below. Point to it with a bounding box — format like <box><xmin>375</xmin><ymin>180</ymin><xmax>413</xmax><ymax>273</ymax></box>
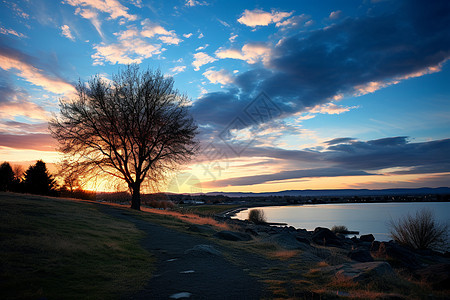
<box><xmin>233</xmin><ymin>202</ymin><xmax>450</xmax><ymax>241</ymax></box>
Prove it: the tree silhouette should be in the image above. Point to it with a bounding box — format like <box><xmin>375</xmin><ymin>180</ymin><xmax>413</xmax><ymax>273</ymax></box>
<box><xmin>49</xmin><ymin>65</ymin><xmax>198</xmax><ymax>210</ymax></box>
<box><xmin>0</xmin><ymin>162</ymin><xmax>15</xmax><ymax>191</ymax></box>
<box><xmin>23</xmin><ymin>160</ymin><xmax>57</xmax><ymax>195</ymax></box>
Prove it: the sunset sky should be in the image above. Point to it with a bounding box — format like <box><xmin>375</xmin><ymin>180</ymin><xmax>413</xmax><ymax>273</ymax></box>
<box><xmin>1</xmin><ymin>0</ymin><xmax>449</xmax><ymax>193</ymax></box>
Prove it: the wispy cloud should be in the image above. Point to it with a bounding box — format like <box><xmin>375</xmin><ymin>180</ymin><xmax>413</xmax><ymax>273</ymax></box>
<box><xmin>64</xmin><ymin>0</ymin><xmax>136</xmax><ymax>21</ymax></box>
<box><xmin>185</xmin><ymin>0</ymin><xmax>208</xmax><ymax>7</ymax></box>
<box><xmin>0</xmin><ymin>26</ymin><xmax>26</xmax><ymax>38</ymax></box>
<box><xmin>60</xmin><ymin>25</ymin><xmax>75</xmax><ymax>41</ymax></box>
<box><xmin>329</xmin><ymin>10</ymin><xmax>342</xmax><ymax>20</ymax></box>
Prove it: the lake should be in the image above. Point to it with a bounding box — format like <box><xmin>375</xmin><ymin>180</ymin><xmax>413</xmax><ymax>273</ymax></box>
<box><xmin>233</xmin><ymin>202</ymin><xmax>450</xmax><ymax>241</ymax></box>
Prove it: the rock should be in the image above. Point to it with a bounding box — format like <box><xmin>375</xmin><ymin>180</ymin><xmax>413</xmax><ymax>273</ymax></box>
<box><xmin>348</xmin><ymin>249</ymin><xmax>374</xmax><ymax>262</ymax></box>
<box><xmin>377</xmin><ymin>241</ymin><xmax>420</xmax><ymax>269</ymax></box>
<box><xmin>312</xmin><ymin>227</ymin><xmax>342</xmax><ymax>247</ymax></box>
<box><xmin>360</xmin><ymin>234</ymin><xmax>375</xmax><ymax>243</ymax></box>
<box><xmin>214</xmin><ymin>230</ymin><xmax>252</xmax><ymax>241</ymax></box>
<box><xmin>415</xmin><ymin>263</ymin><xmax>450</xmax><ymax>290</ymax></box>
<box><xmin>187</xmin><ymin>224</ymin><xmax>215</xmax><ymax>235</ymax></box>
<box><xmin>322</xmin><ymin>261</ymin><xmax>395</xmax><ymax>282</ymax></box>
<box><xmin>185</xmin><ymin>244</ymin><xmax>222</xmax><ymax>256</ymax></box>
<box><xmin>371</xmin><ymin>241</ymin><xmax>381</xmax><ymax>251</ymax></box>
<box><xmin>263</xmin><ymin>233</ymin><xmax>311</xmax><ymax>251</ymax></box>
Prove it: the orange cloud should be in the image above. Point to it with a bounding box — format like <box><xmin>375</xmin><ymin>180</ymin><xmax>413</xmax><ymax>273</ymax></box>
<box><xmin>0</xmin><ymin>54</ymin><xmax>75</xmax><ymax>95</ymax></box>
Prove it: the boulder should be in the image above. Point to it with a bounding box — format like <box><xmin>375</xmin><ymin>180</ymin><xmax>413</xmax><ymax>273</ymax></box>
<box><xmin>263</xmin><ymin>233</ymin><xmax>311</xmax><ymax>251</ymax></box>
<box><xmin>322</xmin><ymin>261</ymin><xmax>395</xmax><ymax>282</ymax></box>
<box><xmin>214</xmin><ymin>230</ymin><xmax>252</xmax><ymax>241</ymax></box>
<box><xmin>360</xmin><ymin>234</ymin><xmax>375</xmax><ymax>243</ymax></box>
<box><xmin>377</xmin><ymin>241</ymin><xmax>420</xmax><ymax>269</ymax></box>
<box><xmin>312</xmin><ymin>227</ymin><xmax>342</xmax><ymax>247</ymax></box>
<box><xmin>185</xmin><ymin>244</ymin><xmax>222</xmax><ymax>256</ymax></box>
<box><xmin>348</xmin><ymin>249</ymin><xmax>374</xmax><ymax>262</ymax></box>
<box><xmin>187</xmin><ymin>224</ymin><xmax>215</xmax><ymax>235</ymax></box>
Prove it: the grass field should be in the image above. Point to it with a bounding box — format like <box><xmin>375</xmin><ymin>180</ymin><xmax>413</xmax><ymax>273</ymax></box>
<box><xmin>0</xmin><ymin>192</ymin><xmax>154</xmax><ymax>300</ymax></box>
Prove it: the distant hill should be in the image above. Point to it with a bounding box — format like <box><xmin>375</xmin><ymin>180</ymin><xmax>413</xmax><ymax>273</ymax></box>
<box><xmin>201</xmin><ymin>187</ymin><xmax>450</xmax><ymax>198</ymax></box>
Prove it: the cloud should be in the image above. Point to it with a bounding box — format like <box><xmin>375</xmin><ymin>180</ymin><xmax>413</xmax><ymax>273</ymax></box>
<box><xmin>329</xmin><ymin>10</ymin><xmax>342</xmax><ymax>20</ymax></box>
<box><xmin>92</xmin><ymin>39</ymin><xmax>162</xmax><ymax>65</ymax></box>
<box><xmin>325</xmin><ymin>137</ymin><xmax>357</xmax><ymax>145</ymax></box>
<box><xmin>215</xmin><ymin>43</ymin><xmax>272</xmax><ymax>64</ymax></box>
<box><xmin>310</xmin><ymin>103</ymin><xmax>358</xmax><ymax>115</ymax></box>
<box><xmin>185</xmin><ymin>0</ymin><xmax>208</xmax><ymax>7</ymax></box>
<box><xmin>238</xmin><ymin>9</ymin><xmax>293</xmax><ymax>27</ymax></box>
<box><xmin>0</xmin><ymin>132</ymin><xmax>55</xmax><ymax>151</ymax></box>
<box><xmin>141</xmin><ymin>20</ymin><xmax>182</xmax><ymax>45</ymax></box>
<box><xmin>196</xmin><ymin>44</ymin><xmax>209</xmax><ymax>51</ymax></box>
<box><xmin>229</xmin><ymin>34</ymin><xmax>238</xmax><ymax>43</ymax></box>
<box><xmin>183</xmin><ymin>33</ymin><xmax>193</xmax><ymax>38</ymax></box>
<box><xmin>75</xmin><ymin>8</ymin><xmax>104</xmax><ymax>38</ymax></box>
<box><xmin>198</xmin><ymin>32</ymin><xmax>204</xmax><ymax>39</ymax></box>
<box><xmin>275</xmin><ymin>14</ymin><xmax>310</xmax><ymax>28</ymax></box>
<box><xmin>193</xmin><ymin>0</ymin><xmax>450</xmax><ymax>130</ymax></box>
<box><xmin>61</xmin><ymin>25</ymin><xmax>75</xmax><ymax>41</ymax></box>
<box><xmin>325</xmin><ymin>137</ymin><xmax>450</xmax><ymax>172</ymax></box>
<box><xmin>203</xmin><ymin>69</ymin><xmax>234</xmax><ymax>85</ymax></box>
<box><xmin>0</xmin><ymin>85</ymin><xmax>48</xmax><ymax>121</ymax></box>
<box><xmin>0</xmin><ymin>47</ymin><xmax>75</xmax><ymax>95</ymax></box>
<box><xmin>203</xmin><ymin>167</ymin><xmax>372</xmax><ymax>188</ymax></box>
<box><xmin>0</xmin><ymin>27</ymin><xmax>26</xmax><ymax>38</ymax></box>
<box><xmin>192</xmin><ymin>52</ymin><xmax>217</xmax><ymax>71</ymax></box>
<box><xmin>170</xmin><ymin>65</ymin><xmax>186</xmax><ymax>75</ymax></box>
<box><xmin>65</xmin><ymin>0</ymin><xmax>136</xmax><ymax>21</ymax></box>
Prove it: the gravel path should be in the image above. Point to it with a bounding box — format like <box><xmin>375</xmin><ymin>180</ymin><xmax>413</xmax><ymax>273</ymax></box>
<box><xmin>100</xmin><ymin>206</ymin><xmax>264</xmax><ymax>300</ymax></box>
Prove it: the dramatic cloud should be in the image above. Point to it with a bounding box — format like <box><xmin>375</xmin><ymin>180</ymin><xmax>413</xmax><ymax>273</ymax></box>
<box><xmin>203</xmin><ymin>69</ymin><xmax>234</xmax><ymax>85</ymax></box>
<box><xmin>192</xmin><ymin>52</ymin><xmax>217</xmax><ymax>71</ymax></box>
<box><xmin>193</xmin><ymin>0</ymin><xmax>450</xmax><ymax>130</ymax></box>
<box><xmin>238</xmin><ymin>9</ymin><xmax>293</xmax><ymax>27</ymax></box>
<box><xmin>65</xmin><ymin>0</ymin><xmax>136</xmax><ymax>21</ymax></box>
<box><xmin>61</xmin><ymin>25</ymin><xmax>75</xmax><ymax>41</ymax></box>
<box><xmin>0</xmin><ymin>84</ymin><xmax>48</xmax><ymax>121</ymax></box>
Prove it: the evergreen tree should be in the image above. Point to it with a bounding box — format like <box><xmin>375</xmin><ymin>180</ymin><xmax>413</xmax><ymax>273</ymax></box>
<box><xmin>0</xmin><ymin>162</ymin><xmax>15</xmax><ymax>191</ymax></box>
<box><xmin>23</xmin><ymin>160</ymin><xmax>57</xmax><ymax>195</ymax></box>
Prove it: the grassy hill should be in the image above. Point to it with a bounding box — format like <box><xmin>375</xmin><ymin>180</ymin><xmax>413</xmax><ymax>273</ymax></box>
<box><xmin>0</xmin><ymin>192</ymin><xmax>154</xmax><ymax>300</ymax></box>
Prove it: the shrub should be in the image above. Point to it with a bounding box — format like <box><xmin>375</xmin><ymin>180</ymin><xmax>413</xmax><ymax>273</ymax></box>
<box><xmin>390</xmin><ymin>208</ymin><xmax>448</xmax><ymax>250</ymax></box>
<box><xmin>331</xmin><ymin>225</ymin><xmax>348</xmax><ymax>234</ymax></box>
<box><xmin>248</xmin><ymin>209</ymin><xmax>267</xmax><ymax>224</ymax></box>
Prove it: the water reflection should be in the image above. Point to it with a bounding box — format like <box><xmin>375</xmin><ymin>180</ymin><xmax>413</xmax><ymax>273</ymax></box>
<box><xmin>233</xmin><ymin>202</ymin><xmax>450</xmax><ymax>241</ymax></box>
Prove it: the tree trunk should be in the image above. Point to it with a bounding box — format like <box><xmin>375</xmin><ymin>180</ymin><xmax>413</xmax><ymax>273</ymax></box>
<box><xmin>130</xmin><ymin>183</ymin><xmax>141</xmax><ymax>210</ymax></box>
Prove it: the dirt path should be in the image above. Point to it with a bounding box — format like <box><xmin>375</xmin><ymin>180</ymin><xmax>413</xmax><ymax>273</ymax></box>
<box><xmin>100</xmin><ymin>206</ymin><xmax>264</xmax><ymax>299</ymax></box>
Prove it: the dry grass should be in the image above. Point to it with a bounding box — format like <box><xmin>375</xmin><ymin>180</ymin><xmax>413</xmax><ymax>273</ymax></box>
<box><xmin>140</xmin><ymin>206</ymin><xmax>232</xmax><ymax>230</ymax></box>
<box><xmin>270</xmin><ymin>250</ymin><xmax>300</xmax><ymax>260</ymax></box>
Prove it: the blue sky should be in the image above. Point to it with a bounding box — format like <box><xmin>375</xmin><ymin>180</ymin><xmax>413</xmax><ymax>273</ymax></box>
<box><xmin>1</xmin><ymin>0</ymin><xmax>449</xmax><ymax>193</ymax></box>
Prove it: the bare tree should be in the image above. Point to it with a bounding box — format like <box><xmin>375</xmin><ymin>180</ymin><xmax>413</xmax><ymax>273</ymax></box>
<box><xmin>49</xmin><ymin>65</ymin><xmax>198</xmax><ymax>210</ymax></box>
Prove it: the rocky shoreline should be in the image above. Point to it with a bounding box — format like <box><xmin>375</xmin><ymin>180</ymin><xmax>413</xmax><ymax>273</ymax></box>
<box><xmin>210</xmin><ymin>213</ymin><xmax>450</xmax><ymax>292</ymax></box>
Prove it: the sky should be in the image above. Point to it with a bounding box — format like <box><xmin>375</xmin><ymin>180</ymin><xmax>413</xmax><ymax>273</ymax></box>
<box><xmin>0</xmin><ymin>0</ymin><xmax>449</xmax><ymax>194</ymax></box>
